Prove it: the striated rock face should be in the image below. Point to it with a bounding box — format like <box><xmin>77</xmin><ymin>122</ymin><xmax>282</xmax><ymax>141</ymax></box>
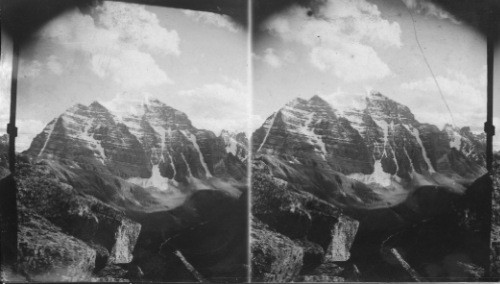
<box><xmin>17</xmin><ymin>208</ymin><xmax>97</xmax><ymax>282</ymax></box>
<box><xmin>254</xmin><ymin>95</ymin><xmax>373</xmax><ymax>175</ymax></box>
<box><xmin>25</xmin><ymin>98</ymin><xmax>247</xmax><ymax>190</ymax></box>
<box><xmin>252</xmin><ymin>93</ymin><xmax>486</xmax><ymax>209</ymax></box>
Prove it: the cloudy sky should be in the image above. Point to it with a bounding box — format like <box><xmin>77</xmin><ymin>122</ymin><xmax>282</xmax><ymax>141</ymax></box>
<box><xmin>0</xmin><ymin>2</ymin><xmax>248</xmax><ymax>151</ymax></box>
<box><xmin>2</xmin><ymin>0</ymin><xmax>500</xmax><ymax>151</ymax></box>
<box><xmin>253</xmin><ymin>0</ymin><xmax>493</xmax><ymax>143</ymax></box>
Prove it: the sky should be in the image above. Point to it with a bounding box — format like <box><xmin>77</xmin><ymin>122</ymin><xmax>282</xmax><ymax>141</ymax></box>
<box><xmin>1</xmin><ymin>0</ymin><xmax>500</xmax><ymax>151</ymax></box>
<box><xmin>0</xmin><ymin>2</ymin><xmax>248</xmax><ymax>151</ymax></box>
<box><xmin>253</xmin><ymin>0</ymin><xmax>491</xmax><ymax>143</ymax></box>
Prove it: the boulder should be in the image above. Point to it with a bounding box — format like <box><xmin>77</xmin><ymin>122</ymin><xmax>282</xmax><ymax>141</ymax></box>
<box><xmin>294</xmin><ymin>239</ymin><xmax>324</xmax><ymax>273</ymax></box>
<box><xmin>251</xmin><ymin>219</ymin><xmax>304</xmax><ymax>282</ymax></box>
<box><xmin>108</xmin><ymin>218</ymin><xmax>142</xmax><ymax>264</ymax></box>
<box><xmin>325</xmin><ymin>215</ymin><xmax>360</xmax><ymax>261</ymax></box>
<box><xmin>17</xmin><ymin>208</ymin><xmax>96</xmax><ymax>281</ymax></box>
<box><xmin>252</xmin><ymin>173</ymin><xmax>312</xmax><ymax>239</ymax></box>
<box><xmin>92</xmin><ymin>264</ymin><xmax>129</xmax><ymax>282</ymax></box>
<box><xmin>15</xmin><ymin>161</ymin><xmax>141</xmax><ymax>266</ymax></box>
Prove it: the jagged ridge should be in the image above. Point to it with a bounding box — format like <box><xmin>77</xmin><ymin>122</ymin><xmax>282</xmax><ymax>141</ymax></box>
<box><xmin>252</xmin><ymin>92</ymin><xmax>486</xmax><ymax>203</ymax></box>
<box><xmin>25</xmin><ymin>97</ymin><xmax>248</xmax><ymax>191</ymax></box>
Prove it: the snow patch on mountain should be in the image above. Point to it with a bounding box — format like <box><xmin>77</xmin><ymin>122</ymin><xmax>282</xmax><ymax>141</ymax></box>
<box><xmin>128</xmin><ymin>164</ymin><xmax>171</xmax><ymax>191</ymax></box>
<box><xmin>349</xmin><ymin>160</ymin><xmax>392</xmax><ymax>187</ymax></box>
<box><xmin>38</xmin><ymin>119</ymin><xmax>56</xmax><ymax>157</ymax></box>
<box><xmin>300</xmin><ymin>113</ymin><xmax>327</xmax><ymax>160</ymax></box>
<box><xmin>181</xmin><ymin>153</ymin><xmax>193</xmax><ymax>178</ymax></box>
<box><xmin>181</xmin><ymin>130</ymin><xmax>212</xmax><ymax>178</ymax></box>
<box><xmin>257</xmin><ymin>112</ymin><xmax>277</xmax><ymax>153</ymax></box>
<box><xmin>404</xmin><ymin>124</ymin><xmax>436</xmax><ymax>173</ymax></box>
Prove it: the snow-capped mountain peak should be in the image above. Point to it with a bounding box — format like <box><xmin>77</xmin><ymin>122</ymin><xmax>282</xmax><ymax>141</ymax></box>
<box><xmin>26</xmin><ymin>98</ymin><xmax>248</xmax><ymax>191</ymax></box>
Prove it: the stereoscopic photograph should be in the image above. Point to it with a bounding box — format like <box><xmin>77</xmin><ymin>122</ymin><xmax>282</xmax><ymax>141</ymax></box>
<box><xmin>1</xmin><ymin>0</ymin><xmax>499</xmax><ymax>283</ymax></box>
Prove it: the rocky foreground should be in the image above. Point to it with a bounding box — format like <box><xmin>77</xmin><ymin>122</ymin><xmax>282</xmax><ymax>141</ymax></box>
<box><xmin>1</xmin><ymin>153</ymin><xmax>247</xmax><ymax>282</ymax></box>
<box><xmin>251</xmin><ymin>154</ymin><xmax>494</xmax><ymax>281</ymax></box>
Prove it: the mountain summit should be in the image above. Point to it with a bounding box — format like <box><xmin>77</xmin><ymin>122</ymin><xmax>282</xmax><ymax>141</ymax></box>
<box><xmin>252</xmin><ymin>93</ymin><xmax>486</xmax><ymax>208</ymax></box>
<box><xmin>26</xmin><ymin>98</ymin><xmax>248</xmax><ymax>192</ymax></box>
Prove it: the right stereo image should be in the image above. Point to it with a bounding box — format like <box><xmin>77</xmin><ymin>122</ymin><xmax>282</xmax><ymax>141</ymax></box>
<box><xmin>250</xmin><ymin>0</ymin><xmax>498</xmax><ymax>282</ymax></box>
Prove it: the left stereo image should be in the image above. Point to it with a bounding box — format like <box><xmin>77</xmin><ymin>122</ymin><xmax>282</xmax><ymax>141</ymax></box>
<box><xmin>0</xmin><ymin>0</ymin><xmax>250</xmax><ymax>282</ymax></box>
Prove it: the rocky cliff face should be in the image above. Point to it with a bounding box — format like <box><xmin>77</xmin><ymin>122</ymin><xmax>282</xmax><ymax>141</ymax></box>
<box><xmin>26</xmin><ymin>98</ymin><xmax>247</xmax><ymax>190</ymax></box>
<box><xmin>254</xmin><ymin>95</ymin><xmax>373</xmax><ymax>175</ymax></box>
<box><xmin>17</xmin><ymin>208</ymin><xmax>97</xmax><ymax>282</ymax></box>
<box><xmin>11</xmin><ymin>158</ymin><xmax>142</xmax><ymax>281</ymax></box>
<box><xmin>253</xmin><ymin>92</ymin><xmax>486</xmax><ymax>208</ymax></box>
<box><xmin>251</xmin><ymin>166</ymin><xmax>360</xmax><ymax>282</ymax></box>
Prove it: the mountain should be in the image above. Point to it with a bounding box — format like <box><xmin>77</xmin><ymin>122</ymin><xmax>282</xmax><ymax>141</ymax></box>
<box><xmin>252</xmin><ymin>92</ymin><xmax>486</xmax><ymax>209</ymax></box>
<box><xmin>25</xmin><ymin>98</ymin><xmax>247</xmax><ymax>205</ymax></box>
<box><xmin>251</xmin><ymin>92</ymin><xmax>490</xmax><ymax>282</ymax></box>
<box><xmin>5</xmin><ymin>97</ymin><xmax>249</xmax><ymax>281</ymax></box>
<box><xmin>220</xmin><ymin>129</ymin><xmax>248</xmax><ymax>162</ymax></box>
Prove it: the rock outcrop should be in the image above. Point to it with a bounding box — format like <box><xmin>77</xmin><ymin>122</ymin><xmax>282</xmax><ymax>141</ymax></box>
<box><xmin>325</xmin><ymin>215</ymin><xmax>359</xmax><ymax>262</ymax></box>
<box><xmin>251</xmin><ymin>219</ymin><xmax>304</xmax><ymax>282</ymax></box>
<box><xmin>7</xmin><ymin>156</ymin><xmax>142</xmax><ymax>281</ymax></box>
<box><xmin>17</xmin><ymin>208</ymin><xmax>97</xmax><ymax>281</ymax></box>
<box><xmin>15</xmin><ymin>159</ymin><xmax>141</xmax><ymax>268</ymax></box>
<box><xmin>251</xmin><ymin>169</ymin><xmax>359</xmax><ymax>281</ymax></box>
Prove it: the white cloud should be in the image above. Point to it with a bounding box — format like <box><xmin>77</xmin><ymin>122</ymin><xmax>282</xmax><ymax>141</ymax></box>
<box><xmin>91</xmin><ymin>49</ymin><xmax>172</xmax><ymax>88</ymax></box>
<box><xmin>39</xmin><ymin>2</ymin><xmax>179</xmax><ymax>90</ymax></box>
<box><xmin>401</xmin><ymin>0</ymin><xmax>460</xmax><ymax>24</ymax></box>
<box><xmin>262</xmin><ymin>48</ymin><xmax>282</xmax><ymax>68</ymax></box>
<box><xmin>401</xmin><ymin>70</ymin><xmax>486</xmax><ymax>131</ymax></box>
<box><xmin>96</xmin><ymin>3</ymin><xmax>180</xmax><ymax>55</ymax></box>
<box><xmin>183</xmin><ymin>10</ymin><xmax>240</xmax><ymax>33</ymax></box>
<box><xmin>178</xmin><ymin>79</ymin><xmax>249</xmax><ymax>134</ymax></box>
<box><xmin>310</xmin><ymin>44</ymin><xmax>391</xmax><ymax>81</ymax></box>
<box><xmin>255</xmin><ymin>48</ymin><xmax>297</xmax><ymax>68</ymax></box>
<box><xmin>264</xmin><ymin>0</ymin><xmax>401</xmax><ymax>81</ymax></box>
<box><xmin>282</xmin><ymin>50</ymin><xmax>297</xmax><ymax>64</ymax></box>
<box><xmin>47</xmin><ymin>56</ymin><xmax>63</xmax><ymax>75</ymax></box>
<box><xmin>323</xmin><ymin>87</ymin><xmax>366</xmax><ymax>114</ymax></box>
